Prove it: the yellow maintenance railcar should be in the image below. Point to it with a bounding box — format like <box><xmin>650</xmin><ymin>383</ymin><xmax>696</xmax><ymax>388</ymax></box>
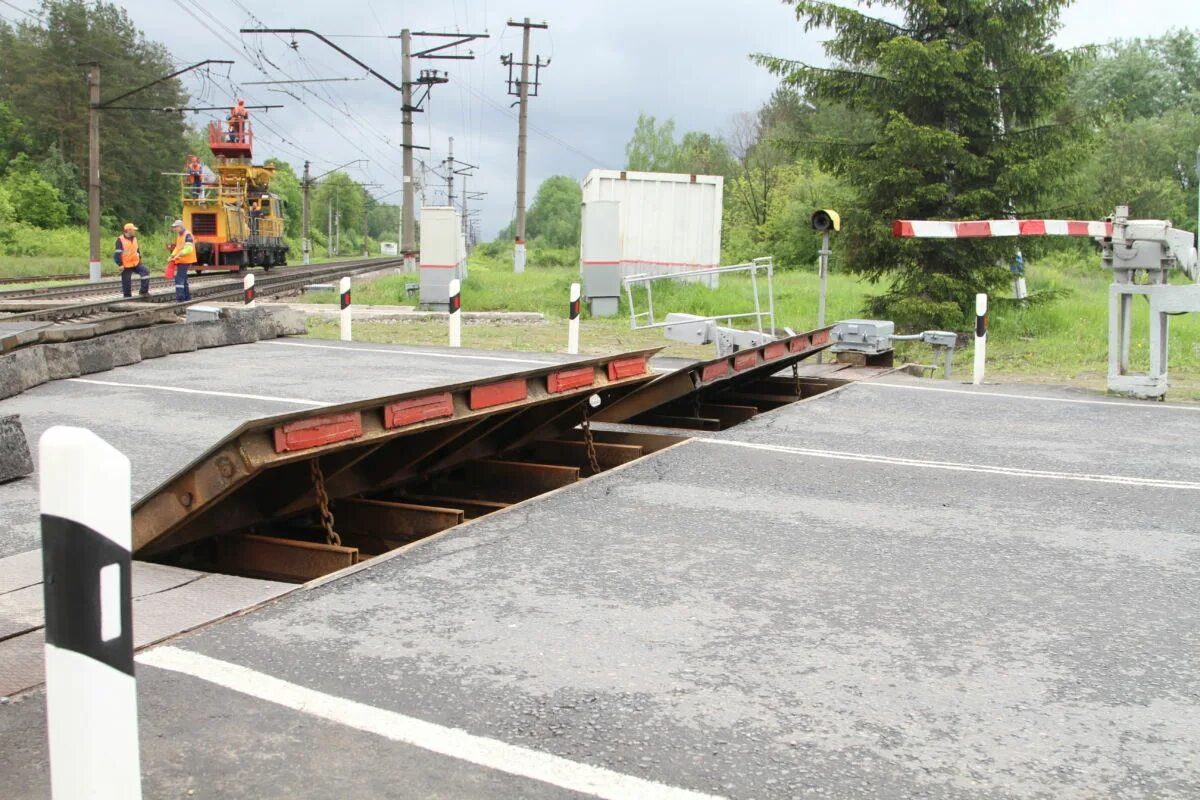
<box><xmin>180</xmin><ymin>120</ymin><xmax>288</xmax><ymax>271</ymax></box>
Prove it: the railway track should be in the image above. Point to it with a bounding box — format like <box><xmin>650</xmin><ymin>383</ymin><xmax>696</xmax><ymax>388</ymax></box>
<box><xmin>0</xmin><ymin>257</ymin><xmax>404</xmax><ymax>352</ymax></box>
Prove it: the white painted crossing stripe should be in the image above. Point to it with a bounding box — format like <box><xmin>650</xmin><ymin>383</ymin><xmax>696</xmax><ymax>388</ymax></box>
<box><xmin>68</xmin><ymin>378</ymin><xmax>325</xmax><ymax>406</ymax></box>
<box><xmin>863</xmin><ymin>381</ymin><xmax>1200</xmax><ymax>411</ymax></box>
<box><xmin>698</xmin><ymin>438</ymin><xmax>1200</xmax><ymax>490</ymax></box>
<box><xmin>137</xmin><ymin>646</ymin><xmax>724</xmax><ymax>800</ymax></box>
<box><xmin>262</xmin><ymin>339</ymin><xmax>560</xmax><ymax>365</ymax></box>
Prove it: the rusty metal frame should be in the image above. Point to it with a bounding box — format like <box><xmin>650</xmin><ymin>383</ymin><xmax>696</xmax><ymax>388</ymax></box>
<box><xmin>133</xmin><ymin>349</ymin><xmax>660</xmax><ymax>558</ymax></box>
<box><xmin>592</xmin><ymin>326</ymin><xmax>834</xmax><ymax>424</ymax></box>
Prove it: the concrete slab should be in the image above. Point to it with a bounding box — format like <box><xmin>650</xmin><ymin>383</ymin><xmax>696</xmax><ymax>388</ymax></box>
<box><xmin>2</xmin><ymin>379</ymin><xmax>1195</xmax><ymax>798</ymax></box>
<box><xmin>716</xmin><ymin>378</ymin><xmax>1200</xmax><ymax>481</ymax></box>
<box><xmin>0</xmin><ymin>559</ymin><xmax>288</xmax><ymax>696</ymax></box>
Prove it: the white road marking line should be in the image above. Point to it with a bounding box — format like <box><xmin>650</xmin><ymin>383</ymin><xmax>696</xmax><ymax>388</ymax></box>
<box><xmin>137</xmin><ymin>646</ymin><xmax>724</xmax><ymax>800</ymax></box>
<box><xmin>864</xmin><ymin>381</ymin><xmax>1200</xmax><ymax>411</ymax></box>
<box><xmin>262</xmin><ymin>339</ymin><xmax>560</xmax><ymax>365</ymax></box>
<box><xmin>67</xmin><ymin>378</ymin><xmax>325</xmax><ymax>406</ymax></box>
<box><xmin>699</xmin><ymin>438</ymin><xmax>1200</xmax><ymax>490</ymax></box>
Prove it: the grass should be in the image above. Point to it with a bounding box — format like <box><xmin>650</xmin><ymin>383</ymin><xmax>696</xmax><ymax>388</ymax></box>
<box><xmin>300</xmin><ymin>249</ymin><xmax>1200</xmax><ymax>401</ymax></box>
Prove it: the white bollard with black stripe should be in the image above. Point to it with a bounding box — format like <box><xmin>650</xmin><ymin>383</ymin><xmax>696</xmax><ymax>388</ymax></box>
<box><xmin>567</xmin><ymin>282</ymin><xmax>581</xmax><ymax>355</ymax></box>
<box><xmin>973</xmin><ymin>292</ymin><xmax>987</xmax><ymax>385</ymax></box>
<box><xmin>448</xmin><ymin>278</ymin><xmax>462</xmax><ymax>348</ymax></box>
<box><xmin>40</xmin><ymin>426</ymin><xmax>142</xmax><ymax>800</ymax></box>
<box><xmin>339</xmin><ymin>276</ymin><xmax>352</xmax><ymax>342</ymax></box>
<box><xmin>243</xmin><ymin>273</ymin><xmax>256</xmax><ymax>307</ymax></box>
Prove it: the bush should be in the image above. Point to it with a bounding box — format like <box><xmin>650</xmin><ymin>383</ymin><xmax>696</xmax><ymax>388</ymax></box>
<box><xmin>527</xmin><ymin>245</ymin><xmax>579</xmax><ymax>268</ymax></box>
<box><xmin>2</xmin><ymin>169</ymin><xmax>68</xmax><ymax>228</ymax></box>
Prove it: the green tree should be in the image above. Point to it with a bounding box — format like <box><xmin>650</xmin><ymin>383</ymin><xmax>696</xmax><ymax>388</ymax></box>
<box><xmin>0</xmin><ymin>182</ymin><xmax>15</xmax><ymax>225</ymax></box>
<box><xmin>368</xmin><ymin>203</ymin><xmax>400</xmax><ymax>241</ymax></box>
<box><xmin>1065</xmin><ymin>30</ymin><xmax>1200</xmax><ymax>231</ymax></box>
<box><xmin>265</xmin><ymin>158</ymin><xmax>302</xmax><ymax>240</ymax></box>
<box><xmin>0</xmin><ymin>100</ymin><xmax>32</xmax><ymax>174</ymax></box>
<box><xmin>625</xmin><ymin>114</ymin><xmax>680</xmax><ymax>171</ymax></box>
<box><xmin>525</xmin><ymin>176</ymin><xmax>582</xmax><ymax>249</ymax></box>
<box><xmin>3</xmin><ymin>167</ymin><xmax>68</xmax><ymax>227</ymax></box>
<box><xmin>312</xmin><ymin>172</ymin><xmax>364</xmax><ymax>254</ymax></box>
<box><xmin>755</xmin><ymin>0</ymin><xmax>1086</xmax><ymax>330</ymax></box>
<box><xmin>0</xmin><ymin>0</ymin><xmax>190</xmax><ymax>232</ymax></box>
<box><xmin>35</xmin><ymin>144</ymin><xmax>87</xmax><ymax>224</ymax></box>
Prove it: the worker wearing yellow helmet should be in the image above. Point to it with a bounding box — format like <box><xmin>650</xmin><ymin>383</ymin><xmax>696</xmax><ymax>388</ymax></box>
<box><xmin>112</xmin><ymin>222</ymin><xmax>149</xmax><ymax>298</ymax></box>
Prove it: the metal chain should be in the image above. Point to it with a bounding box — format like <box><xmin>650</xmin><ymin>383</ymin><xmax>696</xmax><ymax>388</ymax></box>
<box><xmin>309</xmin><ymin>458</ymin><xmax>341</xmax><ymax>546</ymax></box>
<box><xmin>792</xmin><ymin>362</ymin><xmax>802</xmax><ymax>398</ymax></box>
<box><xmin>581</xmin><ymin>411</ymin><xmax>603</xmax><ymax>476</ymax></box>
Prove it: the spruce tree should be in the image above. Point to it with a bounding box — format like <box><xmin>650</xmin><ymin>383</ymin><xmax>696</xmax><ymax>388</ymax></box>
<box><xmin>755</xmin><ymin>1</ymin><xmax>1085</xmax><ymax>329</ymax></box>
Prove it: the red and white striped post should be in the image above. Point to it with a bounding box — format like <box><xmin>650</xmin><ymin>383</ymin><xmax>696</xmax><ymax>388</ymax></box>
<box><xmin>567</xmin><ymin>282</ymin><xmax>581</xmax><ymax>355</ymax></box>
<box><xmin>974</xmin><ymin>293</ymin><xmax>988</xmax><ymax>385</ymax></box>
<box><xmin>40</xmin><ymin>426</ymin><xmax>142</xmax><ymax>800</ymax></box>
<box><xmin>338</xmin><ymin>276</ymin><xmax>352</xmax><ymax>342</ymax></box>
<box><xmin>448</xmin><ymin>278</ymin><xmax>462</xmax><ymax>348</ymax></box>
<box><xmin>243</xmin><ymin>273</ymin><xmax>256</xmax><ymax>307</ymax></box>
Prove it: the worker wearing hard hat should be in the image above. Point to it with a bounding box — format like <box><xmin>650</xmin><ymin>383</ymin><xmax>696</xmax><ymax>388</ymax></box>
<box><xmin>186</xmin><ymin>155</ymin><xmax>203</xmax><ymax>198</ymax></box>
<box><xmin>167</xmin><ymin>219</ymin><xmax>197</xmax><ymax>301</ymax></box>
<box><xmin>113</xmin><ymin>223</ymin><xmax>150</xmax><ymax>298</ymax></box>
<box><xmin>228</xmin><ymin>98</ymin><xmax>248</xmax><ymax>143</ymax></box>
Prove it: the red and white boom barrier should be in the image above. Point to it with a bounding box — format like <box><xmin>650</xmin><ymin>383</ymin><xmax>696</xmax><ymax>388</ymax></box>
<box><xmin>40</xmin><ymin>426</ymin><xmax>142</xmax><ymax>799</ymax></box>
<box><xmin>893</xmin><ymin>219</ymin><xmax>1113</xmax><ymax>239</ymax></box>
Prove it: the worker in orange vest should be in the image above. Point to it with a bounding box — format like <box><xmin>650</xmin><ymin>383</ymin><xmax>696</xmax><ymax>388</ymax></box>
<box><xmin>113</xmin><ymin>222</ymin><xmax>150</xmax><ymax>298</ymax></box>
<box><xmin>167</xmin><ymin>219</ymin><xmax>197</xmax><ymax>301</ymax></box>
<box><xmin>228</xmin><ymin>98</ymin><xmax>248</xmax><ymax>143</ymax></box>
<box><xmin>186</xmin><ymin>155</ymin><xmax>203</xmax><ymax>198</ymax></box>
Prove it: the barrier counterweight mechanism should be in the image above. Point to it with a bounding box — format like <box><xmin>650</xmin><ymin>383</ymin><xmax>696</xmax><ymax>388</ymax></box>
<box><xmin>40</xmin><ymin>426</ymin><xmax>142</xmax><ymax>800</ymax></box>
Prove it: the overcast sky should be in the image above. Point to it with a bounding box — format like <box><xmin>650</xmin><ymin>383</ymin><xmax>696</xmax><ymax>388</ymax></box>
<box><xmin>6</xmin><ymin>0</ymin><xmax>1200</xmax><ymax>237</ymax></box>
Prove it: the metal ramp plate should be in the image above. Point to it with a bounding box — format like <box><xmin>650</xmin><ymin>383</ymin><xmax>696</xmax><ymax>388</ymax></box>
<box><xmin>593</xmin><ymin>326</ymin><xmax>834</xmax><ymax>424</ymax></box>
<box><xmin>133</xmin><ymin>349</ymin><xmax>661</xmax><ymax>559</ymax></box>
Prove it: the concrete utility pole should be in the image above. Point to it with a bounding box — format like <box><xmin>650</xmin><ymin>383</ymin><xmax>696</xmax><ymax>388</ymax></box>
<box><xmin>446</xmin><ymin>136</ymin><xmax>455</xmax><ymax>207</ymax></box>
<box><xmin>87</xmin><ymin>63</ymin><xmax>101</xmax><ymax>282</ymax></box>
<box><xmin>503</xmin><ymin>18</ymin><xmax>549</xmax><ymax>274</ymax></box>
<box><xmin>401</xmin><ymin>30</ymin><xmax>416</xmax><ymax>273</ymax></box>
<box><xmin>302</xmin><ymin>160</ymin><xmax>312</xmax><ymax>264</ymax></box>
<box><xmin>242</xmin><ymin>29</ymin><xmax>485</xmax><ymax>274</ymax></box>
<box><xmin>84</xmin><ymin>59</ymin><xmax>233</xmax><ymax>282</ymax></box>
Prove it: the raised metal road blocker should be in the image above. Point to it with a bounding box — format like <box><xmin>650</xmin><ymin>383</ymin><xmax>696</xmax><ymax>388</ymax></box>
<box><xmin>132</xmin><ymin>350</ymin><xmax>664</xmax><ymax>568</ymax></box>
<box><xmin>894</xmin><ymin>208</ymin><xmax>1200</xmax><ymax>398</ymax></box>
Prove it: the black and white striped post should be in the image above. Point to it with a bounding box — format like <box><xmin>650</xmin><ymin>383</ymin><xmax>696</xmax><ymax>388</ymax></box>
<box><xmin>339</xmin><ymin>276</ymin><xmax>352</xmax><ymax>342</ymax></box>
<box><xmin>567</xmin><ymin>282</ymin><xmax>581</xmax><ymax>355</ymax></box>
<box><xmin>973</xmin><ymin>292</ymin><xmax>988</xmax><ymax>385</ymax></box>
<box><xmin>40</xmin><ymin>426</ymin><xmax>141</xmax><ymax>799</ymax></box>
<box><xmin>448</xmin><ymin>278</ymin><xmax>462</xmax><ymax>348</ymax></box>
<box><xmin>243</xmin><ymin>273</ymin><xmax>256</xmax><ymax>307</ymax></box>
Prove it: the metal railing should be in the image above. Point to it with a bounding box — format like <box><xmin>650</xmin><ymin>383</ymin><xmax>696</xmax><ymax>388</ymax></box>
<box><xmin>624</xmin><ymin>257</ymin><xmax>776</xmax><ymax>334</ymax></box>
